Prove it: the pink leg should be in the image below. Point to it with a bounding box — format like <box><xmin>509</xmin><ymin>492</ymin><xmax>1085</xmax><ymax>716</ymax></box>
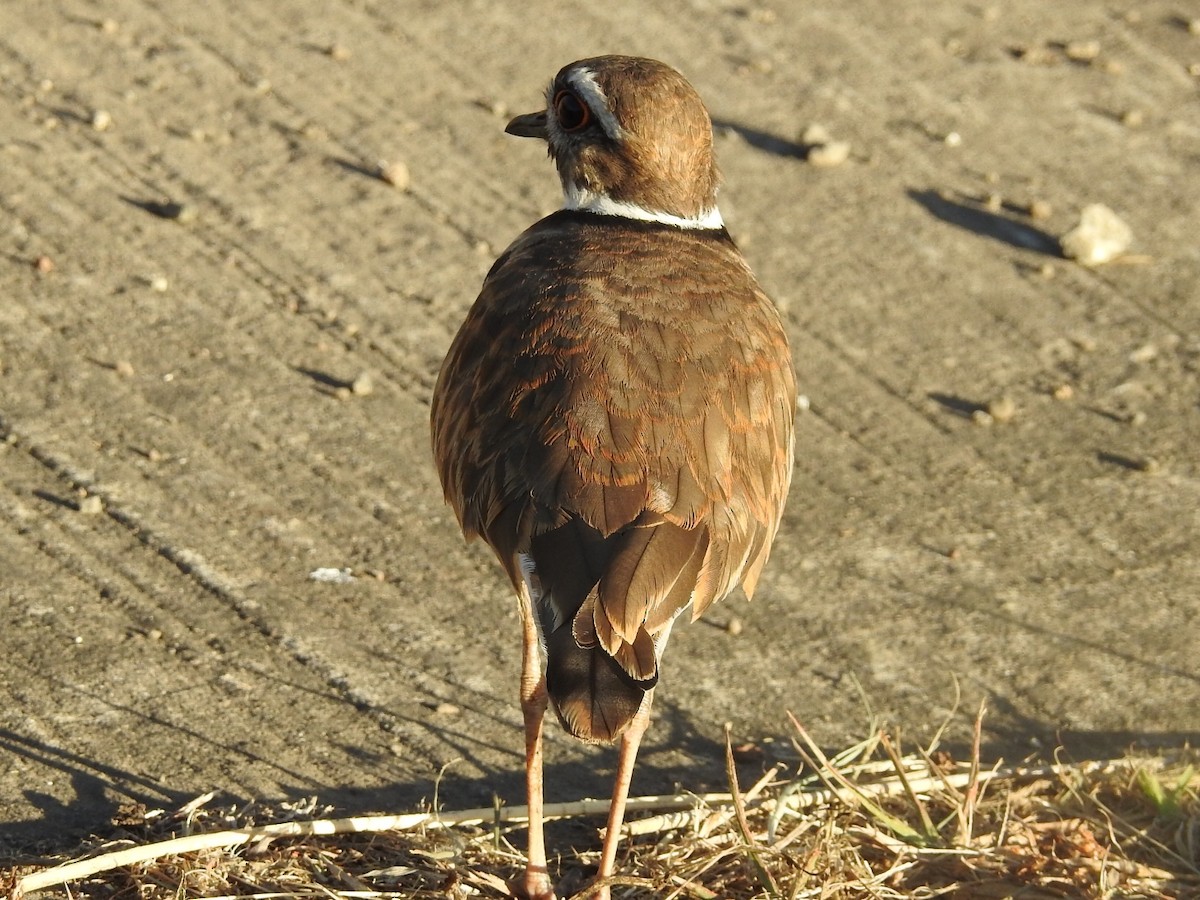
<box><xmin>518</xmin><ymin>598</ymin><xmax>556</xmax><ymax>900</ymax></box>
<box><xmin>591</xmin><ymin>692</ymin><xmax>653</xmax><ymax>900</ymax></box>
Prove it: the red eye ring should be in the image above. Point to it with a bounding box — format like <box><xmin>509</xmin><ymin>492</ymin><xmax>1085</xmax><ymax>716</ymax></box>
<box><xmin>553</xmin><ymin>90</ymin><xmax>591</xmax><ymax>132</ymax></box>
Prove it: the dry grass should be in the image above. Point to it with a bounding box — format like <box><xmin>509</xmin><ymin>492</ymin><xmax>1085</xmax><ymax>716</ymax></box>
<box><xmin>5</xmin><ymin>707</ymin><xmax>1198</xmax><ymax>900</ymax></box>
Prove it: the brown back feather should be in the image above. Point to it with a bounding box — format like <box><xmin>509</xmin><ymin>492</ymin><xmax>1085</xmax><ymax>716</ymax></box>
<box><xmin>431</xmin><ymin>211</ymin><xmax>795</xmax><ymax>743</ymax></box>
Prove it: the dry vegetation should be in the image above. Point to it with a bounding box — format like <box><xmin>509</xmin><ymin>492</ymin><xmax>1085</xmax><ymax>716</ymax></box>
<box><xmin>5</xmin><ymin>708</ymin><xmax>1197</xmax><ymax>900</ymax></box>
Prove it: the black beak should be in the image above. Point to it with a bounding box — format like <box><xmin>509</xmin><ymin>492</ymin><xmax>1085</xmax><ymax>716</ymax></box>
<box><xmin>505</xmin><ymin>110</ymin><xmax>549</xmax><ymax>139</ymax></box>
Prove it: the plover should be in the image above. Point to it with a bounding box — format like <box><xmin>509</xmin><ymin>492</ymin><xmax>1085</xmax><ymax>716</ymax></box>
<box><xmin>431</xmin><ymin>55</ymin><xmax>796</xmax><ymax>899</ymax></box>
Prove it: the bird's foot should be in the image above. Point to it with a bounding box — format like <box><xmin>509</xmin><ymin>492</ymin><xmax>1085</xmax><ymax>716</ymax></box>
<box><xmin>512</xmin><ymin>867</ymin><xmax>556</xmax><ymax>900</ymax></box>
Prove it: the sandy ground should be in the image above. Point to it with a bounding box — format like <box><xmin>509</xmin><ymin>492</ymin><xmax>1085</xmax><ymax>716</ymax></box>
<box><xmin>2</xmin><ymin>0</ymin><xmax>1198</xmax><ymax>861</ymax></box>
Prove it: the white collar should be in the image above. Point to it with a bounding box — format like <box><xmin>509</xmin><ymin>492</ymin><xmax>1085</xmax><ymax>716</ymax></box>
<box><xmin>563</xmin><ymin>186</ymin><xmax>724</xmax><ymax>230</ymax></box>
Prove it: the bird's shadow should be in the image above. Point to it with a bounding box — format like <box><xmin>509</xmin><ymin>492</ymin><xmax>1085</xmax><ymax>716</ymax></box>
<box><xmin>908</xmin><ymin>189</ymin><xmax>1062</xmax><ymax>256</ymax></box>
<box><xmin>711</xmin><ymin>118</ymin><xmax>808</xmax><ymax>159</ymax></box>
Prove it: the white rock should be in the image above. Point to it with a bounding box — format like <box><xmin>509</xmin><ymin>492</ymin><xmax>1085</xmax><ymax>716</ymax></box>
<box><xmin>807</xmin><ymin>140</ymin><xmax>851</xmax><ymax>167</ymax></box>
<box><xmin>309</xmin><ymin>567</ymin><xmax>355</xmax><ymax>584</ymax></box>
<box><xmin>1060</xmin><ymin>203</ymin><xmax>1132</xmax><ymax>265</ymax></box>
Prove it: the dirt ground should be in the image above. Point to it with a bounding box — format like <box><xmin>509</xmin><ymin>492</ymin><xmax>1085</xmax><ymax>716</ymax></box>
<box><xmin>2</xmin><ymin>0</ymin><xmax>1198</xmax><ymax>862</ymax></box>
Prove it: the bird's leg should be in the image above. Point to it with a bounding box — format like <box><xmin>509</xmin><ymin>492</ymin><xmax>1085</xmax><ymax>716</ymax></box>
<box><xmin>517</xmin><ymin>594</ymin><xmax>556</xmax><ymax>900</ymax></box>
<box><xmin>592</xmin><ymin>691</ymin><xmax>653</xmax><ymax>899</ymax></box>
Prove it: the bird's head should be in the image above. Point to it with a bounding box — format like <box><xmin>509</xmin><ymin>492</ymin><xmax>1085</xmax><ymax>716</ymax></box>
<box><xmin>506</xmin><ymin>56</ymin><xmax>723</xmax><ymax>229</ymax></box>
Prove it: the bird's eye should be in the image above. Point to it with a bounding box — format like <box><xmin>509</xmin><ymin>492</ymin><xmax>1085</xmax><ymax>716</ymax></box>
<box><xmin>553</xmin><ymin>90</ymin><xmax>591</xmax><ymax>132</ymax></box>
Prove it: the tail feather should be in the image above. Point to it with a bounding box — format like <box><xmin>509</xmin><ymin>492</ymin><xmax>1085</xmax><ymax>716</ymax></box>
<box><xmin>528</xmin><ymin>513</ymin><xmax>709</xmax><ymax>743</ymax></box>
<box><xmin>544</xmin><ymin>623</ymin><xmax>653</xmax><ymax>743</ymax></box>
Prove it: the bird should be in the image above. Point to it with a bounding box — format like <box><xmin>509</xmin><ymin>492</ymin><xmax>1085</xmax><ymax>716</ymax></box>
<box><xmin>430</xmin><ymin>55</ymin><xmax>796</xmax><ymax>900</ymax></box>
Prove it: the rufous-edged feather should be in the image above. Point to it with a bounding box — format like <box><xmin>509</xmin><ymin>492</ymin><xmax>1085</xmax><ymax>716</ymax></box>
<box><xmin>431</xmin><ymin>63</ymin><xmax>796</xmax><ymax>745</ymax></box>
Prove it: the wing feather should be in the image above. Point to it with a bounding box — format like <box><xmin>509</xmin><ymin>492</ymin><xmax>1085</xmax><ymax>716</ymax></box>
<box><xmin>431</xmin><ymin>211</ymin><xmax>796</xmax><ymax>743</ymax></box>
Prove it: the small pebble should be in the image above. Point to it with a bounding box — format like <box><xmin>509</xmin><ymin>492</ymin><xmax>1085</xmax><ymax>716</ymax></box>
<box><xmin>218</xmin><ymin>673</ymin><xmax>251</xmax><ymax>694</ymax></box>
<box><xmin>1011</xmin><ymin>44</ymin><xmax>1057</xmax><ymax>65</ymax></box>
<box><xmin>971</xmin><ymin>409</ymin><xmax>994</xmax><ymax>427</ymax></box>
<box><xmin>377</xmin><ymin>159</ymin><xmax>410</xmax><ymax>190</ymax></box>
<box><xmin>99</xmin><ymin>18</ymin><xmax>119</xmax><ymax>33</ymax></box>
<box><xmin>807</xmin><ymin>140</ymin><xmax>850</xmax><ymax>167</ymax></box>
<box><xmin>1128</xmin><ymin>411</ymin><xmax>1148</xmax><ymax>427</ymax></box>
<box><xmin>1189</xmin><ymin>18</ymin><xmax>1200</xmax><ymax>35</ymax></box>
<box><xmin>943</xmin><ymin>131</ymin><xmax>962</xmax><ymax>147</ymax></box>
<box><xmin>114</xmin><ymin>359</ymin><xmax>135</xmax><ymax>377</ymax></box>
<box><xmin>737</xmin><ymin>58</ymin><xmax>772</xmax><ymax>76</ymax></box>
<box><xmin>435</xmin><ymin>702</ymin><xmax>461</xmax><ymax>716</ymax></box>
<box><xmin>1028</xmin><ymin>199</ymin><xmax>1053</xmax><ymax>220</ymax></box>
<box><xmin>34</xmin><ymin>255</ymin><xmax>54</xmax><ymax>273</ymax></box>
<box><xmin>1134</xmin><ymin>456</ymin><xmax>1161</xmax><ymax>474</ymax></box>
<box><xmin>1128</xmin><ymin>343</ymin><xmax>1157</xmax><ymax>364</ymax></box>
<box><xmin>78</xmin><ymin>495</ymin><xmax>103</xmax><ymax>515</ymax></box>
<box><xmin>1071</xmin><ymin>334</ymin><xmax>1098</xmax><ymax>352</ymax></box>
<box><xmin>983</xmin><ymin>192</ymin><xmax>1003</xmax><ymax>213</ymax></box>
<box><xmin>149</xmin><ymin>275</ymin><xmax>169</xmax><ymax>292</ymax></box>
<box><xmin>1052</xmin><ymin>384</ymin><xmax>1074</xmax><ymax>400</ymax></box>
<box><xmin>1065</xmin><ymin>40</ymin><xmax>1101</xmax><ymax>62</ymax></box>
<box><xmin>171</xmin><ymin>203</ymin><xmax>198</xmax><ymax>224</ymax></box>
<box><xmin>1121</xmin><ymin>108</ymin><xmax>1145</xmax><ymax>128</ymax></box>
<box><xmin>308</xmin><ymin>567</ymin><xmax>355</xmax><ymax>584</ymax></box>
<box><xmin>987</xmin><ymin>396</ymin><xmax>1017</xmax><ymax>423</ymax></box>
<box><xmin>350</xmin><ymin>372</ymin><xmax>374</xmax><ymax>396</ymax></box>
<box><xmin>725</xmin><ymin>617</ymin><xmax>744</xmax><ymax>637</ymax></box>
<box><xmin>799</xmin><ymin>124</ymin><xmax>850</xmax><ymax>167</ymax></box>
<box><xmin>327</xmin><ymin>43</ymin><xmax>350</xmax><ymax>61</ymax></box>
<box><xmin>91</xmin><ymin>109</ymin><xmax>112</xmax><ymax>131</ymax></box>
<box><xmin>1060</xmin><ymin>203</ymin><xmax>1132</xmax><ymax>265</ymax></box>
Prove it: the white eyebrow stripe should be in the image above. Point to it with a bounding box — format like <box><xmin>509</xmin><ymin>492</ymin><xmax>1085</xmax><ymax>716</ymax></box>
<box><xmin>563</xmin><ymin>66</ymin><xmax>623</xmax><ymax>140</ymax></box>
